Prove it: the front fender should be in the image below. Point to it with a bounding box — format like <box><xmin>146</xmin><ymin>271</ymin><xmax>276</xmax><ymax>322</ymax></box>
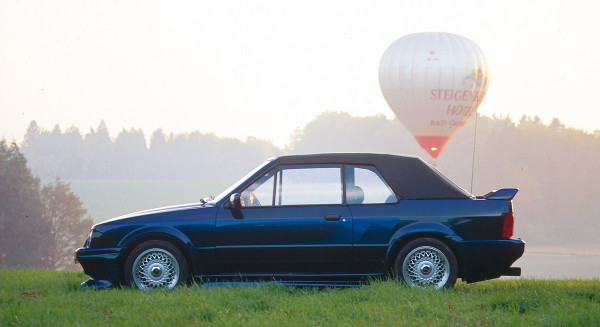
<box><xmin>118</xmin><ymin>226</ymin><xmax>194</xmax><ymax>248</ymax></box>
<box><xmin>117</xmin><ymin>226</ymin><xmax>201</xmax><ymax>273</ymax></box>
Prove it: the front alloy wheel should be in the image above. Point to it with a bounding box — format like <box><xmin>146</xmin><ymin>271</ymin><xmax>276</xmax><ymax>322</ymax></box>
<box><xmin>394</xmin><ymin>238</ymin><xmax>458</xmax><ymax>289</ymax></box>
<box><xmin>124</xmin><ymin>240</ymin><xmax>188</xmax><ymax>290</ymax></box>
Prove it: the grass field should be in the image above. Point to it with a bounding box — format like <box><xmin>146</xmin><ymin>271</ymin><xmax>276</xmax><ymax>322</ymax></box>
<box><xmin>1</xmin><ymin>270</ymin><xmax>598</xmax><ymax>326</ymax></box>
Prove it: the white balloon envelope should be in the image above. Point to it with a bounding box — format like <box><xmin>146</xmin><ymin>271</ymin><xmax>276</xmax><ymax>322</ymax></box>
<box><xmin>379</xmin><ymin>32</ymin><xmax>489</xmax><ymax>159</ymax></box>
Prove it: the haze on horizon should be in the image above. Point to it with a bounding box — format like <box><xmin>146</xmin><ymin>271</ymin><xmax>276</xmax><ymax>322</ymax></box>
<box><xmin>2</xmin><ymin>0</ymin><xmax>599</xmax><ymax>147</ymax></box>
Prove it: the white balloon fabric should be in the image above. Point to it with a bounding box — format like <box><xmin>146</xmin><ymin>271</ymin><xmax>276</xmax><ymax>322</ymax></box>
<box><xmin>379</xmin><ymin>32</ymin><xmax>489</xmax><ymax>159</ymax></box>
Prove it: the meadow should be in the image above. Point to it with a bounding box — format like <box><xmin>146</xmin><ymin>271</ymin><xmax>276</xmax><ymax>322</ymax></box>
<box><xmin>1</xmin><ymin>270</ymin><xmax>598</xmax><ymax>326</ymax></box>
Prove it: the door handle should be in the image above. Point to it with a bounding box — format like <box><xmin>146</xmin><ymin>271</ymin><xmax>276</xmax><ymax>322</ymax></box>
<box><xmin>324</xmin><ymin>214</ymin><xmax>341</xmax><ymax>221</ymax></box>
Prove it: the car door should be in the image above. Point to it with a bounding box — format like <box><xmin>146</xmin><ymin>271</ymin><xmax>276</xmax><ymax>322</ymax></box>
<box><xmin>214</xmin><ymin>164</ymin><xmax>353</xmax><ymax>275</ymax></box>
<box><xmin>345</xmin><ymin>165</ymin><xmax>401</xmax><ymax>274</ymax></box>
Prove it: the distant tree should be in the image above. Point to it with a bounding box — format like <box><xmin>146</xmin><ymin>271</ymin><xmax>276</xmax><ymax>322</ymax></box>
<box><xmin>286</xmin><ymin>111</ymin><xmax>421</xmax><ymax>155</ymax></box>
<box><xmin>21</xmin><ymin>121</ymin><xmax>43</xmax><ymax>177</ymax></box>
<box><xmin>59</xmin><ymin>126</ymin><xmax>85</xmax><ymax>178</ymax></box>
<box><xmin>112</xmin><ymin>128</ymin><xmax>148</xmax><ymax>179</ymax></box>
<box><xmin>0</xmin><ymin>140</ymin><xmax>49</xmax><ymax>268</ymax></box>
<box><xmin>148</xmin><ymin>129</ymin><xmax>169</xmax><ymax>178</ymax></box>
<box><xmin>41</xmin><ymin>178</ymin><xmax>93</xmax><ymax>270</ymax></box>
<box><xmin>0</xmin><ymin>140</ymin><xmax>94</xmax><ymax>269</ymax></box>
<box><xmin>83</xmin><ymin>120</ymin><xmax>113</xmax><ymax>179</ymax></box>
<box><xmin>22</xmin><ymin>123</ymin><xmax>86</xmax><ymax>179</ymax></box>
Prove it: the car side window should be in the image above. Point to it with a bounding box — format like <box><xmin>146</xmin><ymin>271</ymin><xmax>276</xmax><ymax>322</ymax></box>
<box><xmin>276</xmin><ymin>165</ymin><xmax>343</xmax><ymax>206</ymax></box>
<box><xmin>346</xmin><ymin>165</ymin><xmax>397</xmax><ymax>204</ymax></box>
<box><xmin>240</xmin><ymin>170</ymin><xmax>275</xmax><ymax>207</ymax></box>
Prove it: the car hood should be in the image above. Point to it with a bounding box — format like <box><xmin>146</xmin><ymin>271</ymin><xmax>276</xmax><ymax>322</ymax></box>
<box><xmin>97</xmin><ymin>202</ymin><xmax>215</xmax><ymax>226</ymax></box>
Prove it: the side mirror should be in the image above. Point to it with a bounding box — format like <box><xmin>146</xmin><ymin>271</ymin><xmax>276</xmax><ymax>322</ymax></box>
<box><xmin>230</xmin><ymin>193</ymin><xmax>242</xmax><ymax>208</ymax></box>
<box><xmin>228</xmin><ymin>193</ymin><xmax>243</xmax><ymax>219</ymax></box>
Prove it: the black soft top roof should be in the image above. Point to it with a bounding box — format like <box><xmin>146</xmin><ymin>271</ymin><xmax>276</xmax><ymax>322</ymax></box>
<box><xmin>274</xmin><ymin>153</ymin><xmax>470</xmax><ymax>200</ymax></box>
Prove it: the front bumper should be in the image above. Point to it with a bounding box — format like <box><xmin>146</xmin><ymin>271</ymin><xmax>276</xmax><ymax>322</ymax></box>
<box><xmin>455</xmin><ymin>238</ymin><xmax>525</xmax><ymax>283</ymax></box>
<box><xmin>75</xmin><ymin>247</ymin><xmax>124</xmax><ymax>288</ymax></box>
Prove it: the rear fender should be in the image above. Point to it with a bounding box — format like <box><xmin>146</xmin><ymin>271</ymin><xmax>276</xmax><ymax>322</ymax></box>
<box><xmin>384</xmin><ymin>222</ymin><xmax>461</xmax><ymax>272</ymax></box>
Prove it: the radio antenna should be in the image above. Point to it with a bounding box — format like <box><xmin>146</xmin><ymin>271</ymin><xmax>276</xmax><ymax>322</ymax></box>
<box><xmin>470</xmin><ymin>112</ymin><xmax>479</xmax><ymax>194</ymax></box>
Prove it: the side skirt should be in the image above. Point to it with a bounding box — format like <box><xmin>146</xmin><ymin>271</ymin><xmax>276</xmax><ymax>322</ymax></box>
<box><xmin>194</xmin><ymin>273</ymin><xmax>386</xmax><ymax>287</ymax></box>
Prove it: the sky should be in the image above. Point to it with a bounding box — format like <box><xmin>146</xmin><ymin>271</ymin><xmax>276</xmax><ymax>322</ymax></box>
<box><xmin>1</xmin><ymin>0</ymin><xmax>599</xmax><ymax>147</ymax></box>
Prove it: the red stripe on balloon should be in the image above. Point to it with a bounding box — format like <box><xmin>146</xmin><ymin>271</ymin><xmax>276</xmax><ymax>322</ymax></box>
<box><xmin>413</xmin><ymin>135</ymin><xmax>452</xmax><ymax>159</ymax></box>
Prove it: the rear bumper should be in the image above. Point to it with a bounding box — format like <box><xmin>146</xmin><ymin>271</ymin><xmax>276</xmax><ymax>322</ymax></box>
<box><xmin>74</xmin><ymin>247</ymin><xmax>124</xmax><ymax>288</ymax></box>
<box><xmin>454</xmin><ymin>238</ymin><xmax>525</xmax><ymax>283</ymax></box>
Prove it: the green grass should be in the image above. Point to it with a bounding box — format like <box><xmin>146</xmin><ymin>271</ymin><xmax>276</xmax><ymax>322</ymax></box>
<box><xmin>1</xmin><ymin>270</ymin><xmax>598</xmax><ymax>326</ymax></box>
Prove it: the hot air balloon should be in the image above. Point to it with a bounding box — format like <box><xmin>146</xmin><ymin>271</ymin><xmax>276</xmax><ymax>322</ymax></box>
<box><xmin>379</xmin><ymin>32</ymin><xmax>489</xmax><ymax>159</ymax></box>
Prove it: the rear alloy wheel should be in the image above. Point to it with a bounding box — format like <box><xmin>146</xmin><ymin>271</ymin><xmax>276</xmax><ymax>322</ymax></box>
<box><xmin>124</xmin><ymin>240</ymin><xmax>188</xmax><ymax>290</ymax></box>
<box><xmin>394</xmin><ymin>238</ymin><xmax>457</xmax><ymax>289</ymax></box>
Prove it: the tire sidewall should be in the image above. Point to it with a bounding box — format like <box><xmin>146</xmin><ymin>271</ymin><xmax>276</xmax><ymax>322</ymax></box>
<box><xmin>124</xmin><ymin>240</ymin><xmax>189</xmax><ymax>289</ymax></box>
<box><xmin>394</xmin><ymin>237</ymin><xmax>458</xmax><ymax>288</ymax></box>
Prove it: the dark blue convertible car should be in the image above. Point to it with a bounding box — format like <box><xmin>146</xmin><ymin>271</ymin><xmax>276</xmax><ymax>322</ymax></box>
<box><xmin>75</xmin><ymin>153</ymin><xmax>524</xmax><ymax>289</ymax></box>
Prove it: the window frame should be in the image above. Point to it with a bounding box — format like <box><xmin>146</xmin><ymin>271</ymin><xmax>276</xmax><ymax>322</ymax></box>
<box><xmin>236</xmin><ymin>163</ymin><xmax>399</xmax><ymax>208</ymax></box>
<box><xmin>238</xmin><ymin>164</ymin><xmax>346</xmax><ymax>208</ymax></box>
<box><xmin>276</xmin><ymin>164</ymin><xmax>344</xmax><ymax>206</ymax></box>
<box><xmin>344</xmin><ymin>164</ymin><xmax>398</xmax><ymax>205</ymax></box>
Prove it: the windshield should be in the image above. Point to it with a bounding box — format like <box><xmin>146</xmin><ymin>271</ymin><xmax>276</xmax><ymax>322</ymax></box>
<box><xmin>211</xmin><ymin>158</ymin><xmax>274</xmax><ymax>203</ymax></box>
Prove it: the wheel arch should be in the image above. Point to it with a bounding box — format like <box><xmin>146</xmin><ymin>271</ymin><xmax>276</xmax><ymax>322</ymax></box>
<box><xmin>117</xmin><ymin>228</ymin><xmax>197</xmax><ymax>285</ymax></box>
<box><xmin>385</xmin><ymin>231</ymin><xmax>465</xmax><ymax>278</ymax></box>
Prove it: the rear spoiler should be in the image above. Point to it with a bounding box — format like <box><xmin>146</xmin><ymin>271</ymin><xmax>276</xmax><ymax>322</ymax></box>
<box><xmin>483</xmin><ymin>188</ymin><xmax>519</xmax><ymax>200</ymax></box>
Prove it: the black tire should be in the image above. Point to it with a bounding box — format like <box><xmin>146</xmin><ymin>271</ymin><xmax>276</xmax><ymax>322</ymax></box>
<box><xmin>124</xmin><ymin>240</ymin><xmax>188</xmax><ymax>290</ymax></box>
<box><xmin>394</xmin><ymin>238</ymin><xmax>458</xmax><ymax>289</ymax></box>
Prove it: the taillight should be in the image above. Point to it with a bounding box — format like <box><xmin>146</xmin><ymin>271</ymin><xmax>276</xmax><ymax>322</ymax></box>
<box><xmin>502</xmin><ymin>213</ymin><xmax>514</xmax><ymax>238</ymax></box>
<box><xmin>502</xmin><ymin>202</ymin><xmax>514</xmax><ymax>238</ymax></box>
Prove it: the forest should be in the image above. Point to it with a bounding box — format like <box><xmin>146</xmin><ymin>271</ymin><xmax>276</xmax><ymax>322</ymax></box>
<box><xmin>3</xmin><ymin>111</ymin><xmax>599</xmax><ymax>271</ymax></box>
<box><xmin>0</xmin><ymin>140</ymin><xmax>92</xmax><ymax>269</ymax></box>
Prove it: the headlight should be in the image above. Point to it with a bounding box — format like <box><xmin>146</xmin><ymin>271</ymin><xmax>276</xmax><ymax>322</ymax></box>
<box><xmin>83</xmin><ymin>229</ymin><xmax>93</xmax><ymax>247</ymax></box>
<box><xmin>85</xmin><ymin>227</ymin><xmax>104</xmax><ymax>248</ymax></box>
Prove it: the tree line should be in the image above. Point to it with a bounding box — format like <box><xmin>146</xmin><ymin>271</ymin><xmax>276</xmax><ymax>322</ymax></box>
<box><xmin>22</xmin><ymin>121</ymin><xmax>280</xmax><ymax>180</ymax></box>
<box><xmin>0</xmin><ymin>140</ymin><xmax>92</xmax><ymax>270</ymax></box>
